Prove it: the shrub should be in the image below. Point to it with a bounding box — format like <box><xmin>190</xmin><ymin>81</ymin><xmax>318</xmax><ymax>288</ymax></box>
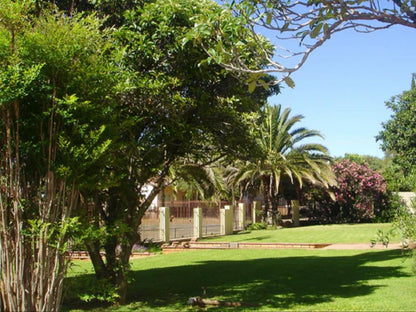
<box><xmin>245</xmin><ymin>222</ymin><xmax>268</xmax><ymax>230</ymax></box>
<box><xmin>331</xmin><ymin>160</ymin><xmax>387</xmax><ymax>222</ymax></box>
<box><xmin>302</xmin><ymin>160</ymin><xmax>391</xmax><ymax>223</ymax></box>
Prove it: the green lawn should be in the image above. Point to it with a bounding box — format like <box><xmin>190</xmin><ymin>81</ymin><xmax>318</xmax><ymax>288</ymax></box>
<box><xmin>203</xmin><ymin>223</ymin><xmax>402</xmax><ymax>244</ymax></box>
<box><xmin>63</xmin><ymin>224</ymin><xmax>413</xmax><ymax>311</ymax></box>
<box><xmin>64</xmin><ymin>248</ymin><xmax>416</xmax><ymax>311</ymax></box>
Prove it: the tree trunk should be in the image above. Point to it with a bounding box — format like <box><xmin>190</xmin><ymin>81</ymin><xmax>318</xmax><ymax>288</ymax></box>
<box><xmin>262</xmin><ymin>177</ymin><xmax>270</xmax><ymax>223</ymax></box>
<box><xmin>86</xmin><ymin>184</ymin><xmax>144</xmax><ymax>305</ymax></box>
<box><xmin>86</xmin><ymin>241</ymin><xmax>108</xmax><ymax>280</ymax></box>
<box><xmin>270</xmin><ymin>194</ymin><xmax>281</xmax><ymax>227</ymax></box>
<box><xmin>85</xmin><ymin>174</ymin><xmax>165</xmax><ymax>305</ymax></box>
<box><xmin>291</xmin><ymin>199</ymin><xmax>300</xmax><ymax>227</ymax></box>
<box><xmin>0</xmin><ymin>100</ymin><xmax>77</xmax><ymax>312</ymax></box>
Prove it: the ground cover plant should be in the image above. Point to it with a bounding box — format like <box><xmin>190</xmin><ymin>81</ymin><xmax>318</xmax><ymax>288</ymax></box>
<box><xmin>63</xmin><ymin>248</ymin><xmax>416</xmax><ymax>311</ymax></box>
<box><xmin>203</xmin><ymin>223</ymin><xmax>402</xmax><ymax>244</ymax></box>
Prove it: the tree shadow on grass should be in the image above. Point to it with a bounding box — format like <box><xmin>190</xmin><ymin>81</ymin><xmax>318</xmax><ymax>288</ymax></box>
<box><xmin>63</xmin><ymin>249</ymin><xmax>410</xmax><ymax>311</ymax></box>
<box><xmin>237</xmin><ymin>235</ymin><xmax>273</xmax><ymax>242</ymax></box>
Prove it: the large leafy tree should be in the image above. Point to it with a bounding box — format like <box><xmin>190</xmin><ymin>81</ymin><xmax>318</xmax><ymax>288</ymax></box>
<box><xmin>1</xmin><ymin>0</ymin><xmax>278</xmax><ymax>306</ymax></box>
<box><xmin>227</xmin><ymin>104</ymin><xmax>335</xmax><ymax>225</ymax></box>
<box><xmin>0</xmin><ymin>2</ymin><xmax>121</xmax><ymax>311</ymax></box>
<box><xmin>76</xmin><ymin>0</ymin><xmax>279</xmax><ymax>304</ymax></box>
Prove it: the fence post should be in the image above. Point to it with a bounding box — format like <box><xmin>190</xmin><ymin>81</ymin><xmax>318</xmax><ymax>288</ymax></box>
<box><xmin>220</xmin><ymin>205</ymin><xmax>233</xmax><ymax>235</ymax></box>
<box><xmin>252</xmin><ymin>201</ymin><xmax>261</xmax><ymax>223</ymax></box>
<box><xmin>237</xmin><ymin>203</ymin><xmax>246</xmax><ymax>230</ymax></box>
<box><xmin>193</xmin><ymin>207</ymin><xmax>203</xmax><ymax>239</ymax></box>
<box><xmin>291</xmin><ymin>200</ymin><xmax>300</xmax><ymax>227</ymax></box>
<box><xmin>159</xmin><ymin>207</ymin><xmax>170</xmax><ymax>242</ymax></box>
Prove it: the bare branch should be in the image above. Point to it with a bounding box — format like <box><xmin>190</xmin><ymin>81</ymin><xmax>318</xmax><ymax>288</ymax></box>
<box><xmin>205</xmin><ymin>0</ymin><xmax>416</xmax><ymax>85</ymax></box>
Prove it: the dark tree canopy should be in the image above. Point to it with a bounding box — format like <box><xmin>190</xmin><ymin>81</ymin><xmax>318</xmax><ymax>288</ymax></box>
<box><xmin>1</xmin><ymin>0</ymin><xmax>280</xmax><ymax>309</ymax></box>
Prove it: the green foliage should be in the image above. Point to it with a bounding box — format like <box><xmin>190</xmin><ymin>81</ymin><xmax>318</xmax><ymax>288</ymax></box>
<box><xmin>245</xmin><ymin>222</ymin><xmax>268</xmax><ymax>230</ymax></box>
<box><xmin>393</xmin><ymin>205</ymin><xmax>416</xmax><ymax>242</ymax></box>
<box><xmin>370</xmin><ymin>228</ymin><xmax>395</xmax><ymax>248</ymax></box>
<box><xmin>24</xmin><ymin>217</ymin><xmax>82</xmax><ymax>253</ymax></box>
<box><xmin>374</xmin><ymin>191</ymin><xmax>402</xmax><ymax>223</ymax></box>
<box><xmin>184</xmin><ymin>0</ymin><xmax>277</xmax><ymax>87</ymax></box>
<box><xmin>382</xmin><ymin>163</ymin><xmax>416</xmax><ymax>192</ymax></box>
<box><xmin>378</xmin><ymin>78</ymin><xmax>416</xmax><ymax>173</ymax></box>
<box><xmin>78</xmin><ymin>279</ymin><xmax>120</xmax><ymax>304</ymax></box>
<box><xmin>341</xmin><ymin>153</ymin><xmax>385</xmax><ymax>172</ymax></box>
<box><xmin>141</xmin><ymin>240</ymin><xmax>163</xmax><ymax>253</ymax></box>
<box><xmin>2</xmin><ymin>0</ymin><xmax>278</xmax><ymax>307</ymax></box>
<box><xmin>0</xmin><ymin>3</ymin><xmax>124</xmax><ymax>309</ymax></box>
<box><xmin>67</xmin><ymin>0</ymin><xmax>279</xmax><ymax>304</ymax></box>
<box><xmin>169</xmin><ymin>162</ymin><xmax>228</xmax><ymax>201</ymax></box>
<box><xmin>2</xmin><ymin>6</ymin><xmax>123</xmax><ymax>185</ymax></box>
<box><xmin>393</xmin><ymin>203</ymin><xmax>416</xmax><ymax>276</ymax></box>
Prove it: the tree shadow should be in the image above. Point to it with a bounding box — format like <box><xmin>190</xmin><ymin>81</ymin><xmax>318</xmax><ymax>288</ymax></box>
<box><xmin>239</xmin><ymin>235</ymin><xmax>273</xmax><ymax>241</ymax></box>
<box><xmin>63</xmin><ymin>249</ymin><xmax>410</xmax><ymax>311</ymax></box>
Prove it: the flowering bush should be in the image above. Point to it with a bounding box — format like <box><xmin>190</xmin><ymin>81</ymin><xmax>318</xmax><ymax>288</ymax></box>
<box><xmin>301</xmin><ymin>159</ymin><xmax>391</xmax><ymax>223</ymax></box>
<box><xmin>332</xmin><ymin>160</ymin><xmax>387</xmax><ymax>222</ymax></box>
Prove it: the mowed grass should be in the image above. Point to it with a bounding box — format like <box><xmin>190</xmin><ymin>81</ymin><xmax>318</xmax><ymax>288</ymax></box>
<box><xmin>203</xmin><ymin>223</ymin><xmax>402</xmax><ymax>244</ymax></box>
<box><xmin>64</xmin><ymin>248</ymin><xmax>416</xmax><ymax>311</ymax></box>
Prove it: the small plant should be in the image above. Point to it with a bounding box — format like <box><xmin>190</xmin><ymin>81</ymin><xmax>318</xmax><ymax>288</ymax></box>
<box><xmin>370</xmin><ymin>229</ymin><xmax>395</xmax><ymax>248</ymax></box>
<box><xmin>78</xmin><ymin>279</ymin><xmax>120</xmax><ymax>304</ymax></box>
<box><xmin>142</xmin><ymin>239</ymin><xmax>162</xmax><ymax>253</ymax></box>
<box><xmin>245</xmin><ymin>222</ymin><xmax>267</xmax><ymax>231</ymax></box>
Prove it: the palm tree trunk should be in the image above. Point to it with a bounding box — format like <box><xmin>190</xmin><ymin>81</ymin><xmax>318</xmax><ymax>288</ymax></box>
<box><xmin>270</xmin><ymin>194</ymin><xmax>281</xmax><ymax>227</ymax></box>
<box><xmin>262</xmin><ymin>178</ymin><xmax>270</xmax><ymax>223</ymax></box>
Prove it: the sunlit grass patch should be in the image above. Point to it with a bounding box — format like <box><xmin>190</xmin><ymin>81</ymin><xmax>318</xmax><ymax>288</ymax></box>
<box><xmin>203</xmin><ymin>223</ymin><xmax>402</xmax><ymax>244</ymax></box>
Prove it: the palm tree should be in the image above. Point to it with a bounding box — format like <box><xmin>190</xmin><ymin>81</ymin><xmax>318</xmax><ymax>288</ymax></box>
<box><xmin>227</xmin><ymin>104</ymin><xmax>336</xmax><ymax>225</ymax></box>
<box><xmin>167</xmin><ymin>160</ymin><xmax>228</xmax><ymax>202</ymax></box>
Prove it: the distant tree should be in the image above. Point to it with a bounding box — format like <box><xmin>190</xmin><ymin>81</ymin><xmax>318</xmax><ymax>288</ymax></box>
<box><xmin>377</xmin><ymin>74</ymin><xmax>416</xmax><ymax>174</ymax></box>
<box><xmin>382</xmin><ymin>164</ymin><xmax>416</xmax><ymax>192</ymax></box>
<box><xmin>340</xmin><ymin>154</ymin><xmax>385</xmax><ymax>172</ymax></box>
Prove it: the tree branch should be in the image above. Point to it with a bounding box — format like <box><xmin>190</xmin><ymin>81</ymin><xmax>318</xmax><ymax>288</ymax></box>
<box><xmin>204</xmin><ymin>0</ymin><xmax>416</xmax><ymax>85</ymax></box>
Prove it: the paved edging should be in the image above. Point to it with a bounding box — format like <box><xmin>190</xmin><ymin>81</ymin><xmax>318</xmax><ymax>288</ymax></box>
<box><xmin>162</xmin><ymin>241</ymin><xmax>416</xmax><ymax>253</ymax></box>
<box><xmin>322</xmin><ymin>243</ymin><xmax>416</xmax><ymax>250</ymax></box>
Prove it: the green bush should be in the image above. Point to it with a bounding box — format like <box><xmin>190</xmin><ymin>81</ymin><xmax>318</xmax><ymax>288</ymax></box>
<box><xmin>245</xmin><ymin>222</ymin><xmax>268</xmax><ymax>230</ymax></box>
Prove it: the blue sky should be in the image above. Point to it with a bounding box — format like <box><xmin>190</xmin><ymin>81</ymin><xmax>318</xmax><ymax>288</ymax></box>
<box><xmin>267</xmin><ymin>25</ymin><xmax>416</xmax><ymax>158</ymax></box>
